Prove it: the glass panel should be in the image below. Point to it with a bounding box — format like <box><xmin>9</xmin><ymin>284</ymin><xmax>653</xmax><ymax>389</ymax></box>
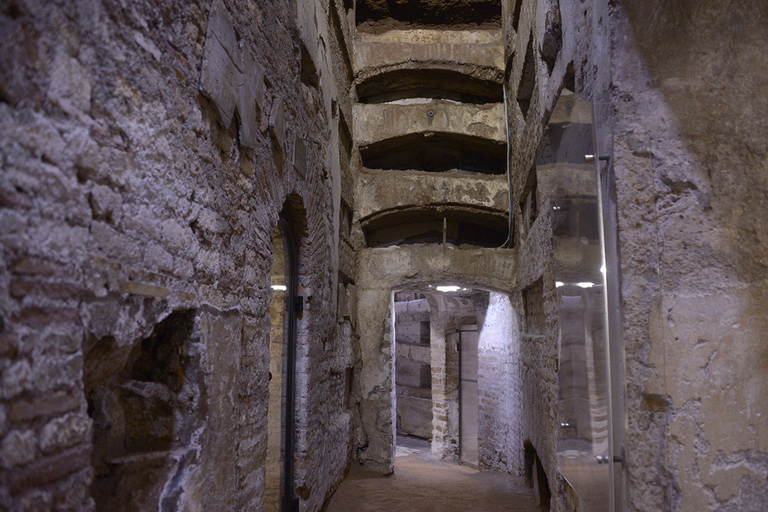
<box><xmin>536</xmin><ymin>90</ymin><xmax>611</xmax><ymax>511</ymax></box>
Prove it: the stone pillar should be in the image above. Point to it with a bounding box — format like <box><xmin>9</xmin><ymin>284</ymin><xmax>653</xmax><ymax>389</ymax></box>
<box><xmin>429</xmin><ymin>308</ymin><xmax>450</xmax><ymax>457</ymax></box>
<box><xmin>355</xmin><ymin>288</ymin><xmax>395</xmax><ymax>474</ymax></box>
<box><xmin>476</xmin><ymin>292</ymin><xmax>523</xmax><ymax>473</ymax></box>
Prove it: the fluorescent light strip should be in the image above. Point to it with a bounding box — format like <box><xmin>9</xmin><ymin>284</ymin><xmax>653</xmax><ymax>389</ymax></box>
<box><xmin>556</xmin><ymin>281</ymin><xmax>597</xmax><ymax>288</ymax></box>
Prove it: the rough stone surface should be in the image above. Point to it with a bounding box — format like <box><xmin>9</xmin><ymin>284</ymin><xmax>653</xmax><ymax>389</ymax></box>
<box><xmin>354</xmin><ymin>101</ymin><xmax>505</xmax><ymax>146</ymax></box>
<box><xmin>0</xmin><ymin>0</ymin><xmax>355</xmax><ymax>510</ymax></box>
<box><xmin>1</xmin><ymin>430</ymin><xmax>37</xmax><ymax>469</ymax></box>
<box><xmin>504</xmin><ymin>0</ymin><xmax>768</xmax><ymax>511</ymax></box>
<box><xmin>1</xmin><ymin>0</ymin><xmax>766</xmax><ymax>511</ymax></box>
<box><xmin>356</xmin><ymin>170</ymin><xmax>509</xmax><ymax>222</ymax></box>
<box><xmin>354</xmin><ymin>33</ymin><xmax>504</xmax><ymax>84</ymax></box>
<box><xmin>477</xmin><ymin>292</ymin><xmax>522</xmax><ymax>473</ymax></box>
<box><xmin>610</xmin><ymin>2</ymin><xmax>768</xmax><ymax>510</ymax></box>
<box><xmin>39</xmin><ymin>413</ymin><xmax>91</xmax><ymax>455</ymax></box>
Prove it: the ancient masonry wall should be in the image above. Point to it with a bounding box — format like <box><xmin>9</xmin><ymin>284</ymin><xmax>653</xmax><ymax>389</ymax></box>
<box><xmin>610</xmin><ymin>2</ymin><xmax>768</xmax><ymax>511</ymax></box>
<box><xmin>393</xmin><ymin>296</ymin><xmax>432</xmax><ymax>440</ymax></box>
<box><xmin>476</xmin><ymin>291</ymin><xmax>522</xmax><ymax>473</ymax></box>
<box><xmin>506</xmin><ymin>0</ymin><xmax>768</xmax><ymax>511</ymax></box>
<box><xmin>0</xmin><ymin>0</ymin><xmax>355</xmax><ymax>511</ymax></box>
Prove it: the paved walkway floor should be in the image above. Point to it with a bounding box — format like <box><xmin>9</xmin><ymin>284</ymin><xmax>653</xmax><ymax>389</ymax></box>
<box><xmin>324</xmin><ymin>437</ymin><xmax>540</xmax><ymax>512</ymax></box>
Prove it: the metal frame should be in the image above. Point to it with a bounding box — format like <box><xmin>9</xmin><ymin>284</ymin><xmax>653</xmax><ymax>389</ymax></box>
<box><xmin>278</xmin><ymin>207</ymin><xmax>300</xmax><ymax>512</ymax></box>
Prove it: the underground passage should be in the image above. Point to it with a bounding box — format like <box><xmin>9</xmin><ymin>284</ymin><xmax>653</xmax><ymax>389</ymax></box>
<box><xmin>0</xmin><ymin>0</ymin><xmax>767</xmax><ymax>511</ymax></box>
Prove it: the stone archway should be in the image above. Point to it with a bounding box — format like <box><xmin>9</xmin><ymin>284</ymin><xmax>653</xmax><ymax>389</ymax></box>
<box><xmin>354</xmin><ymin>245</ymin><xmax>522</xmax><ymax>474</ymax></box>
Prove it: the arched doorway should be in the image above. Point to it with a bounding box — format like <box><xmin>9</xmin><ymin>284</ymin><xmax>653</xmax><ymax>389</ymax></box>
<box><xmin>355</xmin><ymin>245</ymin><xmax>519</xmax><ymax>473</ymax></box>
<box><xmin>389</xmin><ymin>282</ymin><xmax>522</xmax><ymax>472</ymax></box>
<box><xmin>266</xmin><ymin>207</ymin><xmax>299</xmax><ymax>512</ymax></box>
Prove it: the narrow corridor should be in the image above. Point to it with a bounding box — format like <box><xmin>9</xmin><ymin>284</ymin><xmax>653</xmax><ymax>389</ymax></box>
<box><xmin>3</xmin><ymin>1</ymin><xmax>766</xmax><ymax>511</ymax></box>
<box><xmin>324</xmin><ymin>437</ymin><xmax>539</xmax><ymax>512</ymax></box>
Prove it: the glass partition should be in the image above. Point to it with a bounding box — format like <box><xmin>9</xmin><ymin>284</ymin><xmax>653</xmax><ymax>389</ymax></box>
<box><xmin>536</xmin><ymin>90</ymin><xmax>617</xmax><ymax>511</ymax></box>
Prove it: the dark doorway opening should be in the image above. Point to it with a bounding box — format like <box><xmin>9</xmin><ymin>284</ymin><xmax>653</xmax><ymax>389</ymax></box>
<box><xmin>266</xmin><ymin>206</ymin><xmax>300</xmax><ymax>512</ymax></box>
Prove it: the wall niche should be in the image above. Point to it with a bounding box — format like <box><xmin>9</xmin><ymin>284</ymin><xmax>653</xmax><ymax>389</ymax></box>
<box><xmin>86</xmin><ymin>309</ymin><xmax>204</xmax><ymax>512</ymax></box>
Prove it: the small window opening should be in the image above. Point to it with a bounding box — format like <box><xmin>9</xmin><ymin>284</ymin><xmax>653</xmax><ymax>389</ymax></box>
<box><xmin>540</xmin><ymin>4</ymin><xmax>562</xmax><ymax>74</ymax></box>
<box><xmin>517</xmin><ymin>35</ymin><xmax>536</xmax><ymax>120</ymax></box>
<box><xmin>300</xmin><ymin>40</ymin><xmax>319</xmax><ymax>89</ymax></box>
<box><xmin>522</xmin><ymin>279</ymin><xmax>544</xmax><ymax>336</ymax></box>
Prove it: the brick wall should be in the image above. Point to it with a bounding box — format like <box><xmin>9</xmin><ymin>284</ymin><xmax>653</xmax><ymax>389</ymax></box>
<box><xmin>0</xmin><ymin>0</ymin><xmax>355</xmax><ymax>510</ymax></box>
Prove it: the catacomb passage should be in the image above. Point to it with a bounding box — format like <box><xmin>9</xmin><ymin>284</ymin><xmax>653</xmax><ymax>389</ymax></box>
<box><xmin>1</xmin><ymin>0</ymin><xmax>766</xmax><ymax>512</ymax></box>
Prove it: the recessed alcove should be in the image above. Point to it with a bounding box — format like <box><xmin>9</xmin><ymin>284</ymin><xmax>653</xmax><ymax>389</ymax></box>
<box><xmin>362</xmin><ymin>206</ymin><xmax>508</xmax><ymax>248</ymax></box>
<box><xmin>86</xmin><ymin>310</ymin><xmax>199</xmax><ymax>512</ymax></box>
<box><xmin>517</xmin><ymin>35</ymin><xmax>536</xmax><ymax>119</ymax></box>
<box><xmin>359</xmin><ymin>132</ymin><xmax>506</xmax><ymax>175</ymax></box>
<box><xmin>356</xmin><ymin>0</ymin><xmax>501</xmax><ymax>32</ymax></box>
<box><xmin>357</xmin><ymin>68</ymin><xmax>503</xmax><ymax>104</ymax></box>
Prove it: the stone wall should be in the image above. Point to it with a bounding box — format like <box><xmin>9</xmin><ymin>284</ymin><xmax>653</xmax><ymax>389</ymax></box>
<box><xmin>476</xmin><ymin>291</ymin><xmax>523</xmax><ymax>473</ymax></box>
<box><xmin>505</xmin><ymin>0</ymin><xmax>768</xmax><ymax>510</ymax></box>
<box><xmin>504</xmin><ymin>0</ymin><xmax>609</xmax><ymax>508</ymax></box>
<box><xmin>610</xmin><ymin>2</ymin><xmax>768</xmax><ymax>510</ymax></box>
<box><xmin>394</xmin><ymin>296</ymin><xmax>432</xmax><ymax>440</ymax></box>
<box><xmin>0</xmin><ymin>0</ymin><xmax>355</xmax><ymax>510</ymax></box>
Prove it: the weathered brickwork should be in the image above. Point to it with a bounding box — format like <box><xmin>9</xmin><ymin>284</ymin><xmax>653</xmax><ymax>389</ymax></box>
<box><xmin>477</xmin><ymin>292</ymin><xmax>523</xmax><ymax>473</ymax></box>
<box><xmin>1</xmin><ymin>0</ymin><xmax>766</xmax><ymax>510</ymax></box>
<box><xmin>0</xmin><ymin>0</ymin><xmax>355</xmax><ymax>510</ymax></box>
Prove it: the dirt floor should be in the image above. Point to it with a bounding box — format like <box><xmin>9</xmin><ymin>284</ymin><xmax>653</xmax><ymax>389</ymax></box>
<box><xmin>323</xmin><ymin>437</ymin><xmax>541</xmax><ymax>512</ymax></box>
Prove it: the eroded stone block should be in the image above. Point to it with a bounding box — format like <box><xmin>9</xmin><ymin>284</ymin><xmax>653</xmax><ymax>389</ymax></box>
<box><xmin>39</xmin><ymin>413</ymin><xmax>91</xmax><ymax>455</ymax></box>
<box><xmin>199</xmin><ymin>0</ymin><xmax>264</xmax><ymax>149</ymax></box>
<box><xmin>1</xmin><ymin>429</ymin><xmax>37</xmax><ymax>469</ymax></box>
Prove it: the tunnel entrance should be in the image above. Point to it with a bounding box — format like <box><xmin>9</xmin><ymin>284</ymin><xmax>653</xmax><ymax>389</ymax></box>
<box><xmin>391</xmin><ymin>285</ymin><xmax>521</xmax><ymax>472</ymax></box>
